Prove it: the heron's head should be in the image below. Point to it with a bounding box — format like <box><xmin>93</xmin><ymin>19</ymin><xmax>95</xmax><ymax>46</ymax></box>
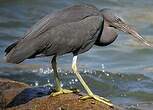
<box><xmin>100</xmin><ymin>8</ymin><xmax>152</xmax><ymax>47</ymax></box>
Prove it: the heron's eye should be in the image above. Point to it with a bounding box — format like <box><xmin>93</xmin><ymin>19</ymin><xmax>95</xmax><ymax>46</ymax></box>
<box><xmin>115</xmin><ymin>17</ymin><xmax>120</xmax><ymax>22</ymax></box>
<box><xmin>115</xmin><ymin>17</ymin><xmax>123</xmax><ymax>23</ymax></box>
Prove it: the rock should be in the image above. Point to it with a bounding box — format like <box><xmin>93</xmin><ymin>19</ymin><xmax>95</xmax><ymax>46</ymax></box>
<box><xmin>0</xmin><ymin>78</ymin><xmax>30</xmax><ymax>109</ymax></box>
<box><xmin>6</xmin><ymin>86</ymin><xmax>52</xmax><ymax>107</ymax></box>
<box><xmin>8</xmin><ymin>94</ymin><xmax>120</xmax><ymax>110</ymax></box>
<box><xmin>0</xmin><ymin>78</ymin><xmax>29</xmax><ymax>90</ymax></box>
<box><xmin>0</xmin><ymin>78</ymin><xmax>122</xmax><ymax>110</ymax></box>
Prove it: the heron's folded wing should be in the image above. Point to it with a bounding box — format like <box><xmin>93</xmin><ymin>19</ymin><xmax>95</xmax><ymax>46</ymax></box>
<box><xmin>5</xmin><ymin>4</ymin><xmax>100</xmax><ymax>55</ymax></box>
<box><xmin>42</xmin><ymin>15</ymin><xmax>103</xmax><ymax>55</ymax></box>
<box><xmin>22</xmin><ymin>4</ymin><xmax>100</xmax><ymax>41</ymax></box>
<box><xmin>5</xmin><ymin>16</ymin><xmax>103</xmax><ymax>63</ymax></box>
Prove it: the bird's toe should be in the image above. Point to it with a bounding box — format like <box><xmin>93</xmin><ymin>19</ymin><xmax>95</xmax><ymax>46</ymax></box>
<box><xmin>80</xmin><ymin>94</ymin><xmax>113</xmax><ymax>107</ymax></box>
<box><xmin>50</xmin><ymin>88</ymin><xmax>79</xmax><ymax>96</ymax></box>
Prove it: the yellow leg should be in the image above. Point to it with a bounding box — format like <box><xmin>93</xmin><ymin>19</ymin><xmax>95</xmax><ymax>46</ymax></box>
<box><xmin>50</xmin><ymin>56</ymin><xmax>76</xmax><ymax>96</ymax></box>
<box><xmin>72</xmin><ymin>56</ymin><xmax>113</xmax><ymax>107</ymax></box>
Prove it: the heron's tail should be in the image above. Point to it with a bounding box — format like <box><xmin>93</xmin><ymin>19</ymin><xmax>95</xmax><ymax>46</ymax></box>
<box><xmin>5</xmin><ymin>41</ymin><xmax>18</xmax><ymax>55</ymax></box>
<box><xmin>5</xmin><ymin>42</ymin><xmax>37</xmax><ymax>64</ymax></box>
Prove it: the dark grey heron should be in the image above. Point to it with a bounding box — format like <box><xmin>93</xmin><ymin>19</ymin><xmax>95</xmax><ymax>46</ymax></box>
<box><xmin>4</xmin><ymin>4</ymin><xmax>152</xmax><ymax>107</ymax></box>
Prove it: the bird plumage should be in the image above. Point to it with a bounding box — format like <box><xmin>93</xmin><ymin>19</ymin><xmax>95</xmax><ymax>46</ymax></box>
<box><xmin>5</xmin><ymin>4</ymin><xmax>104</xmax><ymax>63</ymax></box>
<box><xmin>5</xmin><ymin>15</ymin><xmax>103</xmax><ymax>63</ymax></box>
<box><xmin>5</xmin><ymin>4</ymin><xmax>99</xmax><ymax>53</ymax></box>
<box><xmin>95</xmin><ymin>19</ymin><xmax>118</xmax><ymax>46</ymax></box>
<box><xmin>4</xmin><ymin>4</ymin><xmax>151</xmax><ymax>107</ymax></box>
<box><xmin>5</xmin><ymin>4</ymin><xmax>149</xmax><ymax>64</ymax></box>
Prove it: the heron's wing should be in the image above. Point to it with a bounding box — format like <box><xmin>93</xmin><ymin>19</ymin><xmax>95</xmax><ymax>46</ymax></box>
<box><xmin>5</xmin><ymin>4</ymin><xmax>100</xmax><ymax>55</ymax></box>
<box><xmin>5</xmin><ymin>16</ymin><xmax>103</xmax><ymax>63</ymax></box>
<box><xmin>22</xmin><ymin>4</ymin><xmax>100</xmax><ymax>41</ymax></box>
<box><xmin>39</xmin><ymin>16</ymin><xmax>103</xmax><ymax>55</ymax></box>
<box><xmin>5</xmin><ymin>41</ymin><xmax>19</xmax><ymax>54</ymax></box>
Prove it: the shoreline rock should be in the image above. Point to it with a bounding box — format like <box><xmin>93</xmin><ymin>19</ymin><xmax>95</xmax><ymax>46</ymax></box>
<box><xmin>0</xmin><ymin>78</ymin><xmax>122</xmax><ymax>110</ymax></box>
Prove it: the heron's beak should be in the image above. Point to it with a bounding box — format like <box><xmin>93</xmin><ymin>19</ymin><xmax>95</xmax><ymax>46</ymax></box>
<box><xmin>112</xmin><ymin>21</ymin><xmax>153</xmax><ymax>47</ymax></box>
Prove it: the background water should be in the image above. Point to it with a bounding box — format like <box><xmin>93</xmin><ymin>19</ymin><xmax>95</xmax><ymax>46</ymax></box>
<box><xmin>0</xmin><ymin>0</ymin><xmax>153</xmax><ymax>109</ymax></box>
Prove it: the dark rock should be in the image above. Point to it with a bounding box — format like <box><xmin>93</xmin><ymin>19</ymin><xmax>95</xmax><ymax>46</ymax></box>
<box><xmin>0</xmin><ymin>78</ymin><xmax>122</xmax><ymax>110</ymax></box>
<box><xmin>7</xmin><ymin>86</ymin><xmax>52</xmax><ymax>107</ymax></box>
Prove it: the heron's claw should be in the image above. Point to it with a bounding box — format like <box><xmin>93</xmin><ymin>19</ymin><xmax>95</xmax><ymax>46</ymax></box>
<box><xmin>80</xmin><ymin>94</ymin><xmax>113</xmax><ymax>107</ymax></box>
<box><xmin>50</xmin><ymin>88</ymin><xmax>79</xmax><ymax>96</ymax></box>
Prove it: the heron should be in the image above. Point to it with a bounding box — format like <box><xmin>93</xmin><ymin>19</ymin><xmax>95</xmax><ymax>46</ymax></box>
<box><xmin>4</xmin><ymin>4</ymin><xmax>152</xmax><ymax>107</ymax></box>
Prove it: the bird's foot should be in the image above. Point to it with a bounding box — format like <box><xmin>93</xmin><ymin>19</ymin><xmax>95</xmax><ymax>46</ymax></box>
<box><xmin>50</xmin><ymin>88</ymin><xmax>79</xmax><ymax>96</ymax></box>
<box><xmin>80</xmin><ymin>94</ymin><xmax>113</xmax><ymax>107</ymax></box>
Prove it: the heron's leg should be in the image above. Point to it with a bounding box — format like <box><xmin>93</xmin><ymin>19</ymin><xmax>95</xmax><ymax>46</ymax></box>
<box><xmin>72</xmin><ymin>55</ymin><xmax>113</xmax><ymax>107</ymax></box>
<box><xmin>50</xmin><ymin>56</ymin><xmax>74</xmax><ymax>96</ymax></box>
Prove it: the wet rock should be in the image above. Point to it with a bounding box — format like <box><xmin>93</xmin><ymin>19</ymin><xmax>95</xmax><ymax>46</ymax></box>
<box><xmin>0</xmin><ymin>78</ymin><xmax>29</xmax><ymax>90</ymax></box>
<box><xmin>0</xmin><ymin>78</ymin><xmax>29</xmax><ymax>110</ymax></box>
<box><xmin>0</xmin><ymin>78</ymin><xmax>122</xmax><ymax>110</ymax></box>
<box><xmin>6</xmin><ymin>86</ymin><xmax>52</xmax><ymax>107</ymax></box>
<box><xmin>8</xmin><ymin>93</ymin><xmax>120</xmax><ymax>110</ymax></box>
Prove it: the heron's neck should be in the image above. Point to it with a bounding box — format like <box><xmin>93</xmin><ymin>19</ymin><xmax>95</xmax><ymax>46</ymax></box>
<box><xmin>95</xmin><ymin>20</ymin><xmax>118</xmax><ymax>46</ymax></box>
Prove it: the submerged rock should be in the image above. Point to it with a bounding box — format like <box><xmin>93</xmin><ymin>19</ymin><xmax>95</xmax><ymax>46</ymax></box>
<box><xmin>0</xmin><ymin>78</ymin><xmax>122</xmax><ymax>110</ymax></box>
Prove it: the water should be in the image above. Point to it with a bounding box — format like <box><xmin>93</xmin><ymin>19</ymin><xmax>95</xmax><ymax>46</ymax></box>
<box><xmin>0</xmin><ymin>0</ymin><xmax>153</xmax><ymax>109</ymax></box>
